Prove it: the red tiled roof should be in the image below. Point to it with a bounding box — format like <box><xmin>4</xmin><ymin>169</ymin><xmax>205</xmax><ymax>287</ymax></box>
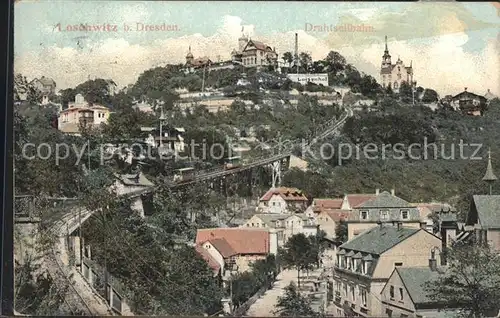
<box><xmin>207</xmin><ymin>238</ymin><xmax>237</xmax><ymax>258</ymax></box>
<box><xmin>325</xmin><ymin>209</ymin><xmax>352</xmax><ymax>222</ymax></box>
<box><xmin>196</xmin><ymin>228</ymin><xmax>270</xmax><ymax>255</ymax></box>
<box><xmin>260</xmin><ymin>187</ymin><xmax>308</xmax><ymax>202</ymax></box>
<box><xmin>195</xmin><ymin>245</ymin><xmax>221</xmax><ymax>275</ymax></box>
<box><xmin>313</xmin><ymin>199</ymin><xmax>343</xmax><ymax>212</ymax></box>
<box><xmin>346</xmin><ymin>194</ymin><xmax>377</xmax><ymax>208</ymax></box>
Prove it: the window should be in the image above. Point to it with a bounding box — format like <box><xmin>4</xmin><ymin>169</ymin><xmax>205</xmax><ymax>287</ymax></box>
<box><xmin>398</xmin><ymin>66</ymin><xmax>401</xmax><ymax>72</ymax></box>
<box><xmin>394</xmin><ymin>82</ymin><xmax>399</xmax><ymax>89</ymax></box>
<box><xmin>272</xmin><ymin>202</ymin><xmax>276</xmax><ymax>206</ymax></box>
<box><xmin>343</xmin><ymin>283</ymin><xmax>348</xmax><ymax>296</ymax></box>
<box><xmin>395</xmin><ymin>262</ymin><xmax>403</xmax><ymax>267</ymax></box>
<box><xmin>350</xmin><ymin>286</ymin><xmax>355</xmax><ymax>301</ymax></box>
<box><xmin>360</xmin><ymin>288</ymin><xmax>367</xmax><ymax>306</ymax></box>
<box><xmin>399</xmin><ymin>287</ymin><xmax>404</xmax><ymax>300</ymax></box>
<box><xmin>390</xmin><ymin>285</ymin><xmax>395</xmax><ymax>299</ymax></box>
<box><xmin>360</xmin><ymin>211</ymin><xmax>368</xmax><ymax>220</ymax></box>
<box><xmin>401</xmin><ymin>210</ymin><xmax>409</xmax><ymax>220</ymax></box>
<box><xmin>251</xmin><ymin>223</ymin><xmax>255</xmax><ymax>227</ymax></box>
<box><xmin>386</xmin><ymin>309</ymin><xmax>393</xmax><ymax>317</ymax></box>
<box><xmin>380</xmin><ymin>210</ymin><xmax>389</xmax><ymax>220</ymax></box>
<box><xmin>337</xmin><ymin>309</ymin><xmax>343</xmax><ymax>316</ymax></box>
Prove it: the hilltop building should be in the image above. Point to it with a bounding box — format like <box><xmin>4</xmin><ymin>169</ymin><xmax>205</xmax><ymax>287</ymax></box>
<box><xmin>380</xmin><ymin>36</ymin><xmax>414</xmax><ymax>93</ymax></box>
<box><xmin>450</xmin><ymin>88</ymin><xmax>488</xmax><ymax>116</ymax></box>
<box><xmin>231</xmin><ymin>27</ymin><xmax>278</xmax><ymax>69</ymax></box>
<box><xmin>184</xmin><ymin>46</ymin><xmax>212</xmax><ymax>73</ymax></box>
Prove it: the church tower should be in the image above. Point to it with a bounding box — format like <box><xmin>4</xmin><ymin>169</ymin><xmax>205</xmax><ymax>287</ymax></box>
<box><xmin>238</xmin><ymin>26</ymin><xmax>249</xmax><ymax>52</ymax></box>
<box><xmin>483</xmin><ymin>148</ymin><xmax>497</xmax><ymax>195</ymax></box>
<box><xmin>382</xmin><ymin>35</ymin><xmax>392</xmax><ymax>67</ymax></box>
<box><xmin>185</xmin><ymin>46</ymin><xmax>194</xmax><ymax>65</ymax></box>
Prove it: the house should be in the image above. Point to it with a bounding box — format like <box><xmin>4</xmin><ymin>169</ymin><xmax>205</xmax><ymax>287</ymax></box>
<box><xmin>464</xmin><ymin>195</ymin><xmax>500</xmax><ymax>252</ymax></box>
<box><xmin>484</xmin><ymin>89</ymin><xmax>497</xmax><ymax>101</ymax></box>
<box><xmin>340</xmin><ymin>192</ymin><xmax>379</xmax><ymax>211</ymax></box>
<box><xmin>315</xmin><ymin>209</ymin><xmax>351</xmax><ymax>241</ymax></box>
<box><xmin>242</xmin><ymin>213</ymin><xmax>317</xmax><ymax>246</ymax></box>
<box><xmin>450</xmin><ymin>88</ymin><xmax>488</xmax><ymax>116</ymax></box>
<box><xmin>257</xmin><ymin>187</ymin><xmax>309</xmax><ymax>214</ymax></box>
<box><xmin>30</xmin><ymin>76</ymin><xmax>56</xmax><ymax>95</ymax></box>
<box><xmin>111</xmin><ymin>172</ymin><xmax>154</xmax><ymax>218</ymax></box>
<box><xmin>195</xmin><ymin>228</ymin><xmax>278</xmax><ymax>275</ymax></box>
<box><xmin>231</xmin><ymin>28</ymin><xmax>277</xmax><ymax>69</ymax></box>
<box><xmin>184</xmin><ymin>46</ymin><xmax>212</xmax><ymax>73</ymax></box>
<box><xmin>140</xmin><ymin>125</ymin><xmax>186</xmax><ymax>154</ymax></box>
<box><xmin>381</xmin><ymin>264</ymin><xmax>459</xmax><ymax>318</ymax></box>
<box><xmin>330</xmin><ymin>223</ymin><xmax>442</xmax><ymax>317</ymax></box>
<box><xmin>305</xmin><ymin>198</ymin><xmax>343</xmax><ymax>218</ymax></box>
<box><xmin>57</xmin><ymin>93</ymin><xmax>111</xmax><ymax>136</ymax></box>
<box><xmin>347</xmin><ymin>190</ymin><xmax>424</xmax><ymax>241</ymax></box>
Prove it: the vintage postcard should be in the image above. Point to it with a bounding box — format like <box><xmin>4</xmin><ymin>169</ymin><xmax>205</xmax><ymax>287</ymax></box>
<box><xmin>11</xmin><ymin>1</ymin><xmax>500</xmax><ymax>317</ymax></box>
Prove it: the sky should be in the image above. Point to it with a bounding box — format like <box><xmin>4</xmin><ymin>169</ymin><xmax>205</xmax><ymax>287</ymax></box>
<box><xmin>14</xmin><ymin>1</ymin><xmax>500</xmax><ymax>97</ymax></box>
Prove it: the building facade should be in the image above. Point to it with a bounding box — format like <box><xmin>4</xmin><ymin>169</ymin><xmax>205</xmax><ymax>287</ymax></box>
<box><xmin>258</xmin><ymin>187</ymin><xmax>309</xmax><ymax>214</ymax></box>
<box><xmin>380</xmin><ymin>36</ymin><xmax>414</xmax><ymax>93</ymax></box>
<box><xmin>331</xmin><ymin>224</ymin><xmax>442</xmax><ymax>317</ymax></box>
<box><xmin>57</xmin><ymin>93</ymin><xmax>111</xmax><ymax>135</ymax></box>
<box><xmin>242</xmin><ymin>213</ymin><xmax>317</xmax><ymax>246</ymax></box>
<box><xmin>450</xmin><ymin>88</ymin><xmax>488</xmax><ymax>116</ymax></box>
<box><xmin>347</xmin><ymin>191</ymin><xmax>424</xmax><ymax>241</ymax></box>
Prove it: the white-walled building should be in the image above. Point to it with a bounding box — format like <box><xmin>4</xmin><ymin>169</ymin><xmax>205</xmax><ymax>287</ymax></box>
<box><xmin>58</xmin><ymin>93</ymin><xmax>111</xmax><ymax>135</ymax></box>
<box><xmin>257</xmin><ymin>187</ymin><xmax>309</xmax><ymax>214</ymax></box>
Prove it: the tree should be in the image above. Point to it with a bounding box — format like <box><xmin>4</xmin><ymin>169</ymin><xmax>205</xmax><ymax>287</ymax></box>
<box><xmin>282</xmin><ymin>52</ymin><xmax>294</xmax><ymax>68</ymax></box>
<box><xmin>230</xmin><ymin>272</ymin><xmax>259</xmax><ymax>310</ymax></box>
<box><xmin>75</xmin><ymin>79</ymin><xmax>113</xmax><ymax>106</ymax></box>
<box><xmin>274</xmin><ymin>282</ymin><xmax>317</xmax><ymax>317</ymax></box>
<box><xmin>334</xmin><ymin>219</ymin><xmax>348</xmax><ymax>244</ymax></box>
<box><xmin>14</xmin><ymin>73</ymin><xmax>43</xmax><ymax>105</ymax></box>
<box><xmin>422</xmin><ymin>88</ymin><xmax>439</xmax><ymax>103</ymax></box>
<box><xmin>424</xmin><ymin>243</ymin><xmax>500</xmax><ymax>318</ymax></box>
<box><xmin>250</xmin><ymin>254</ymin><xmax>278</xmax><ymax>288</ymax></box>
<box><xmin>299</xmin><ymin>52</ymin><xmax>312</xmax><ymax>73</ymax></box>
<box><xmin>279</xmin><ymin>233</ymin><xmax>315</xmax><ymax>288</ymax></box>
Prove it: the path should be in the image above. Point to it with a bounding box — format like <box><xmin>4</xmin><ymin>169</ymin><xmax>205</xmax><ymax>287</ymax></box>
<box><xmin>245</xmin><ymin>269</ymin><xmax>298</xmax><ymax>317</ymax></box>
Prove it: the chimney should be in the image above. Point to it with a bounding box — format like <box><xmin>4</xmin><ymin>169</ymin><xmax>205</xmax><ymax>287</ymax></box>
<box><xmin>397</xmin><ymin>222</ymin><xmax>402</xmax><ymax>230</ymax></box>
<box><xmin>375</xmin><ymin>189</ymin><xmax>380</xmax><ymax>195</ymax></box>
<box><xmin>429</xmin><ymin>250</ymin><xmax>437</xmax><ymax>271</ymax></box>
<box><xmin>464</xmin><ymin>87</ymin><xmax>467</xmax><ymax>92</ymax></box>
<box><xmin>391</xmin><ymin>189</ymin><xmax>395</xmax><ymax>196</ymax></box>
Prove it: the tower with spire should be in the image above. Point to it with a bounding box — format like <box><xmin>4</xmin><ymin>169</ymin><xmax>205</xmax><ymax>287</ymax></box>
<box><xmin>185</xmin><ymin>46</ymin><xmax>194</xmax><ymax>65</ymax></box>
<box><xmin>483</xmin><ymin>148</ymin><xmax>497</xmax><ymax>195</ymax></box>
<box><xmin>380</xmin><ymin>35</ymin><xmax>414</xmax><ymax>93</ymax></box>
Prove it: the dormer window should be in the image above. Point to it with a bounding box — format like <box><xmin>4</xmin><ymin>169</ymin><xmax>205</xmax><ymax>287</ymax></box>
<box><xmin>401</xmin><ymin>210</ymin><xmax>409</xmax><ymax>220</ymax></box>
<box><xmin>380</xmin><ymin>210</ymin><xmax>389</xmax><ymax>220</ymax></box>
<box><xmin>360</xmin><ymin>211</ymin><xmax>368</xmax><ymax>220</ymax></box>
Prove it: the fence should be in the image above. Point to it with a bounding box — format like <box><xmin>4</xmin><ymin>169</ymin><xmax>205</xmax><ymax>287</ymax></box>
<box><xmin>81</xmin><ymin>256</ymin><xmax>125</xmax><ymax>315</ymax></box>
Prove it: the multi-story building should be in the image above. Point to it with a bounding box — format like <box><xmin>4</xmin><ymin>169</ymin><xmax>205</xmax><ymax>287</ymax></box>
<box><xmin>57</xmin><ymin>93</ymin><xmax>111</xmax><ymax>135</ymax></box>
<box><xmin>30</xmin><ymin>76</ymin><xmax>56</xmax><ymax>95</ymax></box>
<box><xmin>231</xmin><ymin>27</ymin><xmax>278</xmax><ymax>69</ymax></box>
<box><xmin>257</xmin><ymin>187</ymin><xmax>309</xmax><ymax>214</ymax></box>
<box><xmin>347</xmin><ymin>190</ymin><xmax>424</xmax><ymax>241</ymax></box>
<box><xmin>380</xmin><ymin>263</ymin><xmax>459</xmax><ymax>317</ymax></box>
<box><xmin>305</xmin><ymin>198</ymin><xmax>343</xmax><ymax>218</ymax></box>
<box><xmin>331</xmin><ymin>224</ymin><xmax>442</xmax><ymax>317</ymax></box>
<box><xmin>242</xmin><ymin>213</ymin><xmax>317</xmax><ymax>246</ymax></box>
<box><xmin>380</xmin><ymin>36</ymin><xmax>414</xmax><ymax>93</ymax></box>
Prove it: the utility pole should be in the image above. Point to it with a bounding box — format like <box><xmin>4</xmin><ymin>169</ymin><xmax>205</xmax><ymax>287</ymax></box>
<box><xmin>159</xmin><ymin>106</ymin><xmax>167</xmax><ymax>149</ymax></box>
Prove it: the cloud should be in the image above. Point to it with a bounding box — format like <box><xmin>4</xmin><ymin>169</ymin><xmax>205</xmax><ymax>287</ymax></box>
<box><xmin>14</xmin><ymin>5</ymin><xmax>499</xmax><ymax>97</ymax></box>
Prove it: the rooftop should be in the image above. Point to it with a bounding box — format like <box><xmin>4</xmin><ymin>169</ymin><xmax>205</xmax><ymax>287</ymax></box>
<box><xmin>260</xmin><ymin>187</ymin><xmax>308</xmax><ymax>202</ymax></box>
<box><xmin>345</xmin><ymin>194</ymin><xmax>378</xmax><ymax>208</ymax></box>
<box><xmin>196</xmin><ymin>228</ymin><xmax>270</xmax><ymax>255</ymax></box>
<box><xmin>356</xmin><ymin>191</ymin><xmax>412</xmax><ymax>208</ymax></box>
<box><xmin>470</xmin><ymin>195</ymin><xmax>500</xmax><ymax>228</ymax></box>
<box><xmin>396</xmin><ymin>267</ymin><xmax>443</xmax><ymax>305</ymax></box>
<box><xmin>340</xmin><ymin>224</ymin><xmax>420</xmax><ymax>255</ymax></box>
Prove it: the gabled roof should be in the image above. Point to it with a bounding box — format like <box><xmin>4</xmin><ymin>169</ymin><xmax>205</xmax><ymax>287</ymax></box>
<box><xmin>205</xmin><ymin>238</ymin><xmax>237</xmax><ymax>258</ymax></box>
<box><xmin>356</xmin><ymin>191</ymin><xmax>411</xmax><ymax>208</ymax></box>
<box><xmin>195</xmin><ymin>228</ymin><xmax>270</xmax><ymax>255</ymax></box>
<box><xmin>322</xmin><ymin>209</ymin><xmax>351</xmax><ymax>222</ymax></box>
<box><xmin>259</xmin><ymin>187</ymin><xmax>308</xmax><ymax>202</ymax></box>
<box><xmin>470</xmin><ymin>195</ymin><xmax>500</xmax><ymax>229</ymax></box>
<box><xmin>339</xmin><ymin>225</ymin><xmax>420</xmax><ymax>255</ymax></box>
<box><xmin>346</xmin><ymin>194</ymin><xmax>377</xmax><ymax>208</ymax></box>
<box><xmin>243</xmin><ymin>40</ymin><xmax>274</xmax><ymax>52</ymax></box>
<box><xmin>395</xmin><ymin>267</ymin><xmax>442</xmax><ymax>305</ymax></box>
<box><xmin>452</xmin><ymin>90</ymin><xmax>487</xmax><ymax>102</ymax></box>
<box><xmin>31</xmin><ymin>76</ymin><xmax>56</xmax><ymax>87</ymax></box>
<box><xmin>195</xmin><ymin>245</ymin><xmax>221</xmax><ymax>275</ymax></box>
